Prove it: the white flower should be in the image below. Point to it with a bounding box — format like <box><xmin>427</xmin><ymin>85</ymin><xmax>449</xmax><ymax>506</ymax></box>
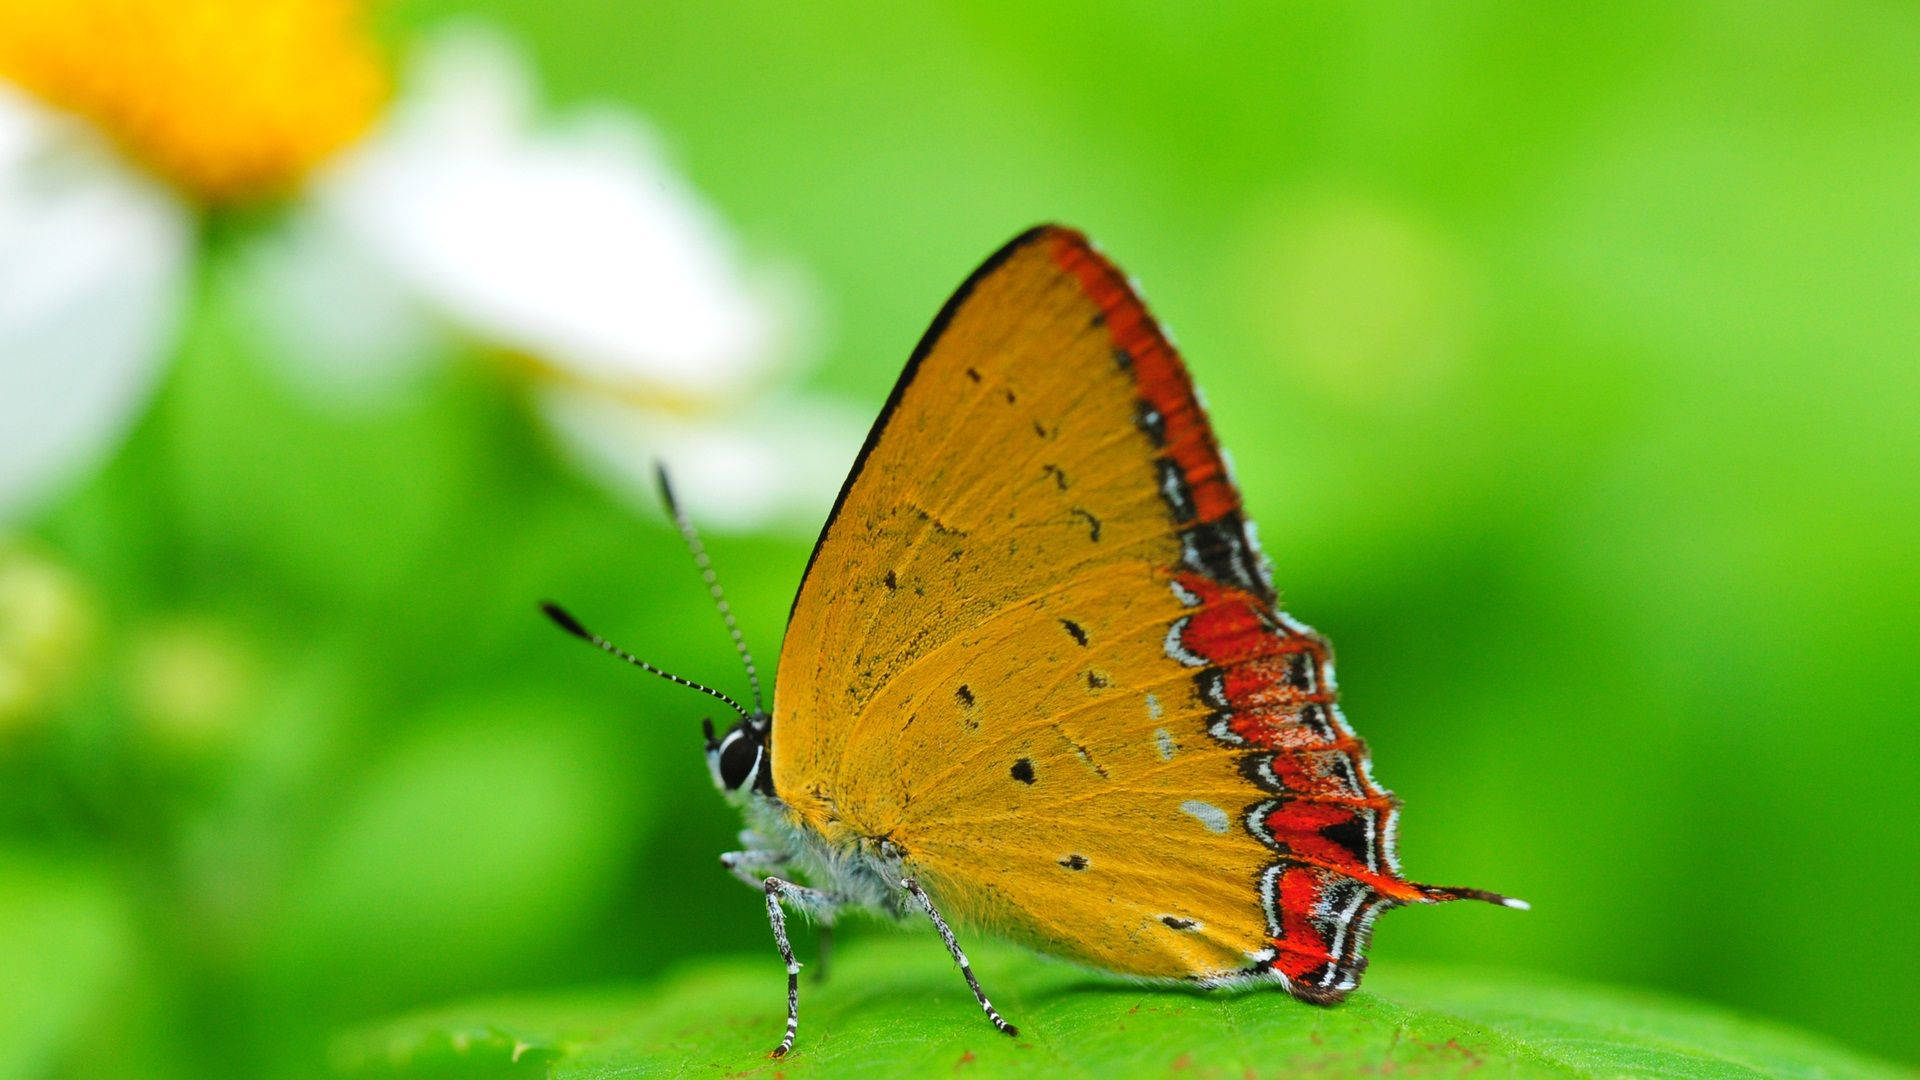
<box><xmin>0</xmin><ymin>86</ymin><xmax>192</xmax><ymax>525</ymax></box>
<box><xmin>540</xmin><ymin>388</ymin><xmax>870</xmax><ymax>532</ymax></box>
<box><xmin>244</xmin><ymin>26</ymin><xmax>858</xmax><ymax>531</ymax></box>
<box><xmin>0</xmin><ymin>3</ymin><xmax>854</xmax><ymax>535</ymax></box>
<box><xmin>0</xmin><ymin>0</ymin><xmax>381</xmax><ymax>527</ymax></box>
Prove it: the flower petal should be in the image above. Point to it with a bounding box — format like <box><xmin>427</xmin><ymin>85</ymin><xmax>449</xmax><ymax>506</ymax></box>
<box><xmin>316</xmin><ymin>26</ymin><xmax>790</xmax><ymax>401</ymax></box>
<box><xmin>236</xmin><ymin>204</ymin><xmax>444</xmax><ymax>410</ymax></box>
<box><xmin>0</xmin><ymin>87</ymin><xmax>192</xmax><ymax>524</ymax></box>
<box><xmin>536</xmin><ymin>386</ymin><xmax>864</xmax><ymax>533</ymax></box>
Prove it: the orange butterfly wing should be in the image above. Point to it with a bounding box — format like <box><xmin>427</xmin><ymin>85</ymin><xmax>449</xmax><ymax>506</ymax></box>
<box><xmin>773</xmin><ymin>226</ymin><xmax>1508</xmax><ymax>997</ymax></box>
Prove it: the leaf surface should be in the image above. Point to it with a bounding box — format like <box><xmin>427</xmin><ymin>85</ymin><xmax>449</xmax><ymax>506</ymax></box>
<box><xmin>337</xmin><ymin>937</ymin><xmax>1903</xmax><ymax>1078</ymax></box>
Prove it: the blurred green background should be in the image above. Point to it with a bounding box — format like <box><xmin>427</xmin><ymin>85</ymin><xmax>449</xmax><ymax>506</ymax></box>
<box><xmin>4</xmin><ymin>1</ymin><xmax>1916</xmax><ymax>1075</ymax></box>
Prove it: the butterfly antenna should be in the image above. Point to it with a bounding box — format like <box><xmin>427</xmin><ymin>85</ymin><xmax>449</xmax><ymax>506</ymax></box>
<box><xmin>541</xmin><ymin>601</ymin><xmax>750</xmax><ymax>722</ymax></box>
<box><xmin>654</xmin><ymin>463</ymin><xmax>766</xmax><ymax>714</ymax></box>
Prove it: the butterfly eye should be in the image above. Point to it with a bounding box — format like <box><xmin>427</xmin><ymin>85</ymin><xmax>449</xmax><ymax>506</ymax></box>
<box><xmin>716</xmin><ymin>727</ymin><xmax>761</xmax><ymax>791</ymax></box>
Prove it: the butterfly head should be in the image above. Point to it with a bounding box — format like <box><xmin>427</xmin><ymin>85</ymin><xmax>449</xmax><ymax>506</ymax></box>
<box><xmin>703</xmin><ymin>713</ymin><xmax>775</xmax><ymax>798</ymax></box>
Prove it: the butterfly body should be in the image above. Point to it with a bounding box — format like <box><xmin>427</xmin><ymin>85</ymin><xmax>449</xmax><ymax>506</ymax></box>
<box><xmin>733</xmin><ymin>785</ymin><xmax>910</xmax><ymax>917</ymax></box>
<box><xmin>548</xmin><ymin>225</ymin><xmax>1520</xmax><ymax>1055</ymax></box>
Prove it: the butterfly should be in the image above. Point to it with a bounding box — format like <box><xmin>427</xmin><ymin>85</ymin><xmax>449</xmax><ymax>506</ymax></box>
<box><xmin>544</xmin><ymin>224</ymin><xmax>1523</xmax><ymax>1057</ymax></box>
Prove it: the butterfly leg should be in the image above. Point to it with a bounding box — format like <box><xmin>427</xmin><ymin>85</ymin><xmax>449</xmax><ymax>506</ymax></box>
<box><xmin>728</xmin><ymin>852</ymin><xmax>839</xmax><ymax>983</ymax></box>
<box><xmin>899</xmin><ymin>876</ymin><xmax>1019</xmax><ymax>1039</ymax></box>
<box><xmin>762</xmin><ymin>876</ymin><xmax>840</xmax><ymax>1057</ymax></box>
<box><xmin>721</xmin><ymin>848</ymin><xmax>791</xmax><ymax>889</ymax></box>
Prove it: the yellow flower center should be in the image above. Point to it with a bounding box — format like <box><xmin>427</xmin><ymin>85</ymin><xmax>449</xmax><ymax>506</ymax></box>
<box><xmin>0</xmin><ymin>0</ymin><xmax>387</xmax><ymax>203</ymax></box>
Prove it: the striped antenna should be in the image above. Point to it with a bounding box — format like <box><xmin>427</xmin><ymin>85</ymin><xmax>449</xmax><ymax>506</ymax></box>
<box><xmin>541</xmin><ymin>601</ymin><xmax>750</xmax><ymax>721</ymax></box>
<box><xmin>654</xmin><ymin>464</ymin><xmax>766</xmax><ymax>714</ymax></box>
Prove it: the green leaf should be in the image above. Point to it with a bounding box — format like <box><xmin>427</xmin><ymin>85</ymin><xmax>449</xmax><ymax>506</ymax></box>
<box><xmin>336</xmin><ymin>936</ymin><xmax>1901</xmax><ymax>1078</ymax></box>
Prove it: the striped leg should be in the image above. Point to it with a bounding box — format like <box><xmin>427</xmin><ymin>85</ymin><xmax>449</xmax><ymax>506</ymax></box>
<box><xmin>900</xmin><ymin>877</ymin><xmax>1019</xmax><ymax>1039</ymax></box>
<box><xmin>730</xmin><ymin>854</ymin><xmax>837</xmax><ymax>981</ymax></box>
<box><xmin>761</xmin><ymin>877</ymin><xmax>839</xmax><ymax>1057</ymax></box>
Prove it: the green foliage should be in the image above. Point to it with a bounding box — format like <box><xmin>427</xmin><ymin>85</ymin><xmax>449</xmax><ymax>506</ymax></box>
<box><xmin>338</xmin><ymin>938</ymin><xmax>1902</xmax><ymax>1078</ymax></box>
<box><xmin>6</xmin><ymin>0</ymin><xmax>1919</xmax><ymax>1075</ymax></box>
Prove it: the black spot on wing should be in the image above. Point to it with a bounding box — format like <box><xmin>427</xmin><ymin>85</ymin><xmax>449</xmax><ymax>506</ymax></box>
<box><xmin>1178</xmin><ymin>512</ymin><xmax>1273</xmax><ymax>602</ymax></box>
<box><xmin>1161</xmin><ymin>916</ymin><xmax>1197</xmax><ymax>930</ymax></box>
<box><xmin>911</xmin><ymin>505</ymin><xmax>966</xmax><ymax>537</ymax></box>
<box><xmin>1041</xmin><ymin>463</ymin><xmax>1069</xmax><ymax>490</ymax></box>
<box><xmin>883</xmin><ymin>569</ymin><xmax>898</xmax><ymax>591</ymax></box>
<box><xmin>1319</xmin><ymin>815</ymin><xmax>1373</xmax><ymax>864</ymax></box>
<box><xmin>1061</xmin><ymin>733</ymin><xmax>1110</xmax><ymax>779</ymax></box>
<box><xmin>955</xmin><ymin>685</ymin><xmax>975</xmax><ymax>707</ymax></box>
<box><xmin>1157</xmin><ymin>457</ymin><xmax>1196</xmax><ymax>522</ymax></box>
<box><xmin>1285</xmin><ymin>650</ymin><xmax>1313</xmax><ymax>689</ymax></box>
<box><xmin>1135</xmin><ymin>400</ymin><xmax>1166</xmax><ymax>446</ymax></box>
<box><xmin>1070</xmin><ymin>507</ymin><xmax>1102</xmax><ymax>542</ymax></box>
<box><xmin>1060</xmin><ymin>854</ymin><xmax>1088</xmax><ymax>870</ymax></box>
<box><xmin>1238</xmin><ymin>752</ymin><xmax>1281</xmax><ymax>791</ymax></box>
<box><xmin>1060</xmin><ymin>619</ymin><xmax>1088</xmax><ymax>647</ymax></box>
<box><xmin>1195</xmin><ymin>669</ymin><xmax>1228</xmax><ymax>708</ymax></box>
<box><xmin>1296</xmin><ymin>702</ymin><xmax>1336</xmax><ymax>741</ymax></box>
<box><xmin>1011</xmin><ymin>758</ymin><xmax>1036</xmax><ymax>784</ymax></box>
